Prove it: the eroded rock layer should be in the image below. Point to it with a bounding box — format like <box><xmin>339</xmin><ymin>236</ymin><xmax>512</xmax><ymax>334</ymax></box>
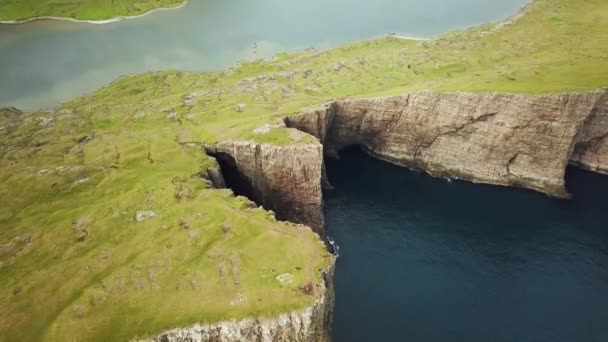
<box><xmin>286</xmin><ymin>90</ymin><xmax>608</xmax><ymax>197</ymax></box>
<box><xmin>137</xmin><ymin>264</ymin><xmax>334</xmax><ymax>342</ymax></box>
<box><xmin>571</xmin><ymin>91</ymin><xmax>608</xmax><ymax>174</ymax></box>
<box><xmin>205</xmin><ymin>141</ymin><xmax>324</xmax><ymax>234</ymax></box>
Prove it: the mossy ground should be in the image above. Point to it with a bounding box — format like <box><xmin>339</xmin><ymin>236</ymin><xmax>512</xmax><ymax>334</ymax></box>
<box><xmin>1</xmin><ymin>0</ymin><xmax>607</xmax><ymax>341</ymax></box>
<box><xmin>0</xmin><ymin>103</ymin><xmax>331</xmax><ymax>341</ymax></box>
<box><xmin>0</xmin><ymin>0</ymin><xmax>184</xmax><ymax>21</ymax></box>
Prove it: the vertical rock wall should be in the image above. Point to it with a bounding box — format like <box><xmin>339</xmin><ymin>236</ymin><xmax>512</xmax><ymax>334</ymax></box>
<box><xmin>204</xmin><ymin>140</ymin><xmax>325</xmax><ymax>235</ymax></box>
<box><xmin>570</xmin><ymin>91</ymin><xmax>608</xmax><ymax>174</ymax></box>
<box><xmin>136</xmin><ymin>264</ymin><xmax>335</xmax><ymax>342</ymax></box>
<box><xmin>287</xmin><ymin>90</ymin><xmax>608</xmax><ymax>198</ymax></box>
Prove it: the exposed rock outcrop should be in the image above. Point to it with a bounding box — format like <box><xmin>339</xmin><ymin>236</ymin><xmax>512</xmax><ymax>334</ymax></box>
<box><xmin>201</xmin><ymin>90</ymin><xmax>608</xmax><ymax>237</ymax></box>
<box><xmin>286</xmin><ymin>90</ymin><xmax>608</xmax><ymax>198</ymax></box>
<box><xmin>570</xmin><ymin>91</ymin><xmax>608</xmax><ymax>174</ymax></box>
<box><xmin>204</xmin><ymin>141</ymin><xmax>324</xmax><ymax>234</ymax></box>
<box><xmin>188</xmin><ymin>90</ymin><xmax>606</xmax><ymax>342</ymax></box>
<box><xmin>135</xmin><ymin>263</ymin><xmax>334</xmax><ymax>342</ymax></box>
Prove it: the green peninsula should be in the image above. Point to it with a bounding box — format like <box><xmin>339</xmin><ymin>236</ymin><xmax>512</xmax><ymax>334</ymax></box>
<box><xmin>0</xmin><ymin>0</ymin><xmax>184</xmax><ymax>21</ymax></box>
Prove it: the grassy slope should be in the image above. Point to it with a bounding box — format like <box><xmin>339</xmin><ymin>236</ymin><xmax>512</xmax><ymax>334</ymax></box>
<box><xmin>1</xmin><ymin>0</ymin><xmax>607</xmax><ymax>341</ymax></box>
<box><xmin>0</xmin><ymin>0</ymin><xmax>184</xmax><ymax>21</ymax></box>
<box><xmin>0</xmin><ymin>102</ymin><xmax>331</xmax><ymax>341</ymax></box>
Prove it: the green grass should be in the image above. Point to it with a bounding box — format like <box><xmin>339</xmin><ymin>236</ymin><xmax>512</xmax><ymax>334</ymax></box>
<box><xmin>0</xmin><ymin>0</ymin><xmax>184</xmax><ymax>21</ymax></box>
<box><xmin>1</xmin><ymin>0</ymin><xmax>608</xmax><ymax>340</ymax></box>
<box><xmin>0</xmin><ymin>102</ymin><xmax>331</xmax><ymax>341</ymax></box>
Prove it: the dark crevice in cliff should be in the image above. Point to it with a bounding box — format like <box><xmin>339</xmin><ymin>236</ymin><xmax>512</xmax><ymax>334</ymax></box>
<box><xmin>205</xmin><ymin>150</ymin><xmax>262</xmax><ymax>206</ymax></box>
<box><xmin>205</xmin><ymin>146</ymin><xmax>329</xmax><ymax>243</ymax></box>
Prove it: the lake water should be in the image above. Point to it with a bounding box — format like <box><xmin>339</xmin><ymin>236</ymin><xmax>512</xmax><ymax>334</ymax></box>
<box><xmin>325</xmin><ymin>148</ymin><xmax>608</xmax><ymax>342</ymax></box>
<box><xmin>0</xmin><ymin>0</ymin><xmax>527</xmax><ymax>110</ymax></box>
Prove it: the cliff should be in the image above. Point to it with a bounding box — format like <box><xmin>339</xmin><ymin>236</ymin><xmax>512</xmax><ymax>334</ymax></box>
<box><xmin>201</xmin><ymin>90</ymin><xmax>607</xmax><ymax>238</ymax></box>
<box><xmin>204</xmin><ymin>141</ymin><xmax>325</xmax><ymax>235</ymax></box>
<box><xmin>136</xmin><ymin>264</ymin><xmax>334</xmax><ymax>342</ymax></box>
<box><xmin>571</xmin><ymin>91</ymin><xmax>608</xmax><ymax>174</ymax></box>
<box><xmin>286</xmin><ymin>90</ymin><xmax>608</xmax><ymax>198</ymax></box>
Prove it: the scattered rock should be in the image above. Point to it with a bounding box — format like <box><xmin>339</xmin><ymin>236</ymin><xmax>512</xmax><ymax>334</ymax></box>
<box><xmin>229</xmin><ymin>293</ymin><xmax>248</xmax><ymax>306</ymax></box>
<box><xmin>304</xmin><ymin>86</ymin><xmax>322</xmax><ymax>94</ymax></box>
<box><xmin>288</xmin><ymin>129</ymin><xmax>305</xmax><ymax>142</ymax></box>
<box><xmin>70</xmin><ymin>177</ymin><xmax>90</xmax><ymax>189</ymax></box>
<box><xmin>37</xmin><ymin>169</ymin><xmax>51</xmax><ymax>177</ymax></box>
<box><xmin>175</xmin><ymin>184</ymin><xmax>192</xmax><ymax>201</ymax></box>
<box><xmin>275</xmin><ymin>273</ymin><xmax>293</xmax><ymax>285</ymax></box>
<box><xmin>253</xmin><ymin>124</ymin><xmax>273</xmax><ymax>135</ymax></box>
<box><xmin>218</xmin><ymin>262</ymin><xmax>228</xmax><ymax>283</ymax></box>
<box><xmin>221</xmin><ymin>222</ymin><xmax>231</xmax><ymax>234</ymax></box>
<box><xmin>74</xmin><ymin>134</ymin><xmax>93</xmax><ymax>144</ymax></box>
<box><xmin>13</xmin><ymin>286</ymin><xmax>22</xmax><ymax>296</ymax></box>
<box><xmin>277</xmin><ymin>70</ymin><xmax>297</xmax><ymax>79</ymax></box>
<box><xmin>37</xmin><ymin>116</ymin><xmax>54</xmax><ymax>128</ymax></box>
<box><xmin>179</xmin><ymin>218</ymin><xmax>191</xmax><ymax>230</ymax></box>
<box><xmin>332</xmin><ymin>61</ymin><xmax>346</xmax><ymax>72</ymax></box>
<box><xmin>163</xmin><ymin>108</ymin><xmax>178</xmax><ymax>120</ymax></box>
<box><xmin>230</xmin><ymin>254</ymin><xmax>241</xmax><ymax>285</ymax></box>
<box><xmin>190</xmin><ymin>277</ymin><xmax>200</xmax><ymax>290</ymax></box>
<box><xmin>15</xmin><ymin>235</ymin><xmax>32</xmax><ymax>245</ymax></box>
<box><xmin>187</xmin><ymin>230</ymin><xmax>199</xmax><ymax>240</ymax></box>
<box><xmin>240</xmin><ymin>199</ymin><xmax>257</xmax><ymax>209</ymax></box>
<box><xmin>72</xmin><ymin>304</ymin><xmax>87</xmax><ymax>319</ymax></box>
<box><xmin>89</xmin><ymin>291</ymin><xmax>107</xmax><ymax>307</ymax></box>
<box><xmin>183</xmin><ymin>92</ymin><xmax>203</xmax><ymax>105</ymax></box>
<box><xmin>76</xmin><ymin>229</ymin><xmax>89</xmax><ymax>242</ymax></box>
<box><xmin>73</xmin><ymin>217</ymin><xmax>92</xmax><ymax>231</ymax></box>
<box><xmin>55</xmin><ymin>165</ymin><xmax>86</xmax><ymax>175</ymax></box>
<box><xmin>303</xmin><ymin>69</ymin><xmax>313</xmax><ymax>78</ymax></box>
<box><xmin>235</xmin><ymin>104</ymin><xmax>247</xmax><ymax>112</ymax></box>
<box><xmin>1</xmin><ymin>235</ymin><xmax>33</xmax><ymax>257</ymax></box>
<box><xmin>135</xmin><ymin>210</ymin><xmax>156</xmax><ymax>222</ymax></box>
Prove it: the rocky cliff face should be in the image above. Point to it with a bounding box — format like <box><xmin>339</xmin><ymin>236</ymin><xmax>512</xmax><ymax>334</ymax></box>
<box><xmin>286</xmin><ymin>90</ymin><xmax>608</xmax><ymax>198</ymax></box>
<box><xmin>155</xmin><ymin>90</ymin><xmax>607</xmax><ymax>342</ymax></box>
<box><xmin>570</xmin><ymin>91</ymin><xmax>608</xmax><ymax>174</ymax></box>
<box><xmin>136</xmin><ymin>264</ymin><xmax>334</xmax><ymax>342</ymax></box>
<box><xmin>204</xmin><ymin>140</ymin><xmax>324</xmax><ymax>235</ymax></box>
<box><xmin>202</xmin><ymin>90</ymin><xmax>608</xmax><ymax>236</ymax></box>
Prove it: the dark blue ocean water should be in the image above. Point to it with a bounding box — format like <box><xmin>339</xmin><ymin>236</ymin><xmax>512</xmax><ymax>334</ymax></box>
<box><xmin>325</xmin><ymin>148</ymin><xmax>608</xmax><ymax>342</ymax></box>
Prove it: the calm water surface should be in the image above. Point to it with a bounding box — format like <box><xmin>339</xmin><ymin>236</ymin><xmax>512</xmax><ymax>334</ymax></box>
<box><xmin>326</xmin><ymin>148</ymin><xmax>608</xmax><ymax>342</ymax></box>
<box><xmin>0</xmin><ymin>0</ymin><xmax>527</xmax><ymax>109</ymax></box>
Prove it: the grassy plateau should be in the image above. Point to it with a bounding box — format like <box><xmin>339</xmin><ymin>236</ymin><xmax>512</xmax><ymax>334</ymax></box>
<box><xmin>1</xmin><ymin>0</ymin><xmax>607</xmax><ymax>340</ymax></box>
<box><xmin>0</xmin><ymin>0</ymin><xmax>184</xmax><ymax>21</ymax></box>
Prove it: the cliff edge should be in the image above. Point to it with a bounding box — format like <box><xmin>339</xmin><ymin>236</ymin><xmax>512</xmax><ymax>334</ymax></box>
<box><xmin>205</xmin><ymin>141</ymin><xmax>325</xmax><ymax>235</ymax></box>
<box><xmin>286</xmin><ymin>90</ymin><xmax>608</xmax><ymax>198</ymax></box>
<box><xmin>136</xmin><ymin>263</ymin><xmax>334</xmax><ymax>342</ymax></box>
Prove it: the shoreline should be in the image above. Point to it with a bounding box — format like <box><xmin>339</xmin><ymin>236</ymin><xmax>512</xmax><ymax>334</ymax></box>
<box><xmin>386</xmin><ymin>33</ymin><xmax>430</xmax><ymax>41</ymax></box>
<box><xmin>0</xmin><ymin>0</ymin><xmax>189</xmax><ymax>25</ymax></box>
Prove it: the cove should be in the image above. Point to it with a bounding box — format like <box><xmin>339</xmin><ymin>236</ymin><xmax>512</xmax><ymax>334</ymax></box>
<box><xmin>0</xmin><ymin>0</ymin><xmax>527</xmax><ymax>110</ymax></box>
<box><xmin>325</xmin><ymin>147</ymin><xmax>608</xmax><ymax>342</ymax></box>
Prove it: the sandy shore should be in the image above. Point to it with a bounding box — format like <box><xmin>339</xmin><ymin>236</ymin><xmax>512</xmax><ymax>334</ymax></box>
<box><xmin>0</xmin><ymin>0</ymin><xmax>188</xmax><ymax>25</ymax></box>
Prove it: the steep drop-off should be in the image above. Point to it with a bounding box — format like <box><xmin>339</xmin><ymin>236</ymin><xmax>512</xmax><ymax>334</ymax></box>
<box><xmin>137</xmin><ymin>264</ymin><xmax>334</xmax><ymax>342</ymax></box>
<box><xmin>205</xmin><ymin>141</ymin><xmax>325</xmax><ymax>235</ymax></box>
<box><xmin>203</xmin><ymin>91</ymin><xmax>607</xmax><ymax>237</ymax></box>
<box><xmin>286</xmin><ymin>90</ymin><xmax>608</xmax><ymax>198</ymax></box>
<box><xmin>571</xmin><ymin>91</ymin><xmax>608</xmax><ymax>174</ymax></box>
